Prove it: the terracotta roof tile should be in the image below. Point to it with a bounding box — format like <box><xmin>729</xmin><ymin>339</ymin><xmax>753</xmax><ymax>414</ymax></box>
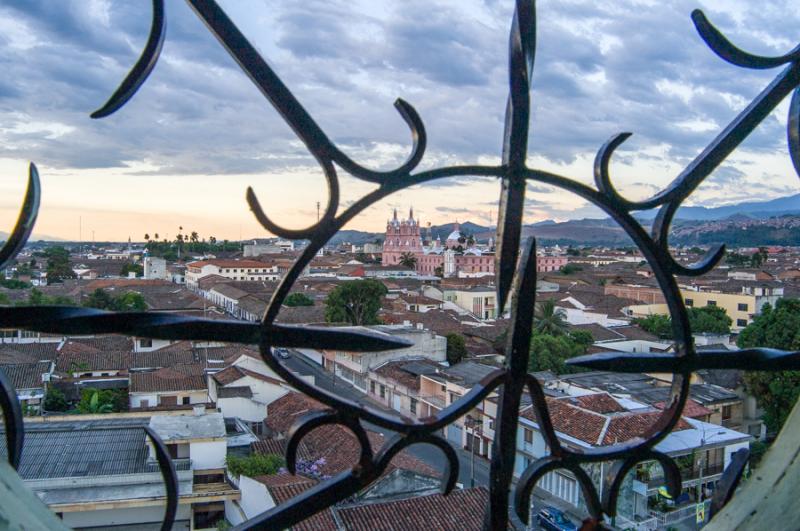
<box><xmin>336</xmin><ymin>487</ymin><xmax>489</xmax><ymax>531</ymax></box>
<box><xmin>130</xmin><ymin>366</ymin><xmax>207</xmax><ymax>393</ymax></box>
<box><xmin>266</xmin><ymin>393</ymin><xmax>436</xmax><ymax>478</ymax></box>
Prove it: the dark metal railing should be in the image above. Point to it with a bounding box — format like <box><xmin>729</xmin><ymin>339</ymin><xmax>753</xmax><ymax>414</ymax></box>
<box><xmin>0</xmin><ymin>1</ymin><xmax>799</xmax><ymax>529</ymax></box>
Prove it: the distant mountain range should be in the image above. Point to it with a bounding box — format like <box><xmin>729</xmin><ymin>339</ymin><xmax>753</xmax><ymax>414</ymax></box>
<box><xmin>635</xmin><ymin>193</ymin><xmax>800</xmax><ymax>221</ymax></box>
<box><xmin>328</xmin><ymin>193</ymin><xmax>800</xmax><ymax>247</ymax></box>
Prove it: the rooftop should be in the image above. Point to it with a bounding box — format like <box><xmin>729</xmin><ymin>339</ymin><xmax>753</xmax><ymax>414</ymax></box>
<box><xmin>148</xmin><ymin>412</ymin><xmax>226</xmax><ymax>442</ymax></box>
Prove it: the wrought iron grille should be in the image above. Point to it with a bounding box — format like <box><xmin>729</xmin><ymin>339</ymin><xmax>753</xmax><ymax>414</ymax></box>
<box><xmin>1</xmin><ymin>1</ymin><xmax>800</xmax><ymax>529</ymax></box>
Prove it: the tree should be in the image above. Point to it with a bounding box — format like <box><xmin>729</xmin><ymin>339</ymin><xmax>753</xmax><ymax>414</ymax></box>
<box><xmin>533</xmin><ymin>299</ymin><xmax>568</xmax><ymax>336</ymax></box>
<box><xmin>43</xmin><ymin>388</ymin><xmax>69</xmax><ymax>412</ymax></box>
<box><xmin>324</xmin><ymin>279</ymin><xmax>387</xmax><ymax>325</ymax></box>
<box><xmin>19</xmin><ymin>288</ymin><xmax>75</xmax><ymax>306</ymax></box>
<box><xmin>83</xmin><ymin>289</ymin><xmax>147</xmax><ymax>312</ymax></box>
<box><xmin>120</xmin><ymin>262</ymin><xmax>143</xmax><ymax>277</ymax></box>
<box><xmin>77</xmin><ymin>389</ymin><xmax>114</xmax><ymax>414</ymax></box>
<box><xmin>434</xmin><ymin>265</ymin><xmax>444</xmax><ymax>278</ymax></box>
<box><xmin>83</xmin><ymin>288</ymin><xmax>115</xmax><ymax>310</ymax></box>
<box><xmin>633</xmin><ymin>306</ymin><xmax>731</xmax><ymax>339</ymax></box>
<box><xmin>528</xmin><ymin>332</ymin><xmax>587</xmax><ymax>374</ymax></box>
<box><xmin>446</xmin><ymin>333</ymin><xmax>467</xmax><ymax>365</ymax></box>
<box><xmin>566</xmin><ymin>247</ymin><xmax>581</xmax><ymax>256</ymax></box>
<box><xmin>285</xmin><ymin>293</ymin><xmax>314</xmax><ymax>307</ymax></box>
<box><xmin>559</xmin><ymin>264</ymin><xmax>582</xmax><ymax>275</ymax></box>
<box><xmin>399</xmin><ymin>252</ymin><xmax>417</xmax><ymax>269</ymax></box>
<box><xmin>144</xmin><ymin>233</ymin><xmax>150</xmax><ymax>242</ymax></box>
<box><xmin>226</xmin><ymin>453</ymin><xmax>285</xmax><ymax>477</ymax></box>
<box><xmin>633</xmin><ymin>314</ymin><xmax>673</xmax><ymax>339</ymax></box>
<box><xmin>0</xmin><ymin>278</ymin><xmax>31</xmax><ymax>289</ymax></box>
<box><xmin>688</xmin><ymin>306</ymin><xmax>731</xmax><ymax>335</ymax></box>
<box><xmin>45</xmin><ymin>246</ymin><xmax>75</xmax><ymax>283</ymax></box>
<box><xmin>739</xmin><ymin>299</ymin><xmax>800</xmax><ymax>433</ymax></box>
<box><xmin>113</xmin><ymin>291</ymin><xmax>147</xmax><ymax>311</ymax></box>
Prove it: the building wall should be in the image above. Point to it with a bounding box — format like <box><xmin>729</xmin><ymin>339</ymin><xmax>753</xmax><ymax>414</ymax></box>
<box><xmin>190</xmin><ymin>440</ymin><xmax>227</xmax><ymax>470</ymax></box>
<box><xmin>605</xmin><ymin>284</ymin><xmax>665</xmax><ymax>305</ymax></box>
<box><xmin>61</xmin><ymin>504</ymin><xmax>191</xmax><ymax>528</ymax></box>
<box><xmin>129</xmin><ymin>390</ymin><xmax>206</xmax><ymax>408</ymax></box>
<box><xmin>217</xmin><ymin>396</ymin><xmax>266</xmax><ymax>423</ymax></box>
<box><xmin>680</xmin><ymin>290</ymin><xmax>757</xmax><ymax>330</ymax></box>
<box><xmin>228</xmin><ymin>475</ymin><xmax>273</xmax><ymax>524</ymax></box>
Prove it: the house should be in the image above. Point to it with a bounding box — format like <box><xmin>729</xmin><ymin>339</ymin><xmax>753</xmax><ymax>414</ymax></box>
<box><xmin>319</xmin><ymin>324</ymin><xmax>446</xmax><ymax>393</ymax></box>
<box><xmin>0</xmin><ymin>360</ymin><xmax>54</xmax><ymax>413</ymax></box>
<box><xmin>230</xmin><ymin>474</ymin><xmax>489</xmax><ymax>531</ymax></box>
<box><xmin>11</xmin><ymin>413</ymin><xmax>239</xmax><ymax>530</ymax></box>
<box><xmin>512</xmin><ymin>392</ymin><xmax>751</xmax><ymax>528</ymax></box>
<box><xmin>129</xmin><ymin>365</ymin><xmax>208</xmax><ymax>409</ymax></box>
<box><xmin>208</xmin><ymin>365</ymin><xmax>290</xmax><ymax>433</ymax></box>
<box><xmin>418</xmin><ymin>361</ymin><xmax>501</xmax><ymax>456</ymax></box>
<box><xmin>185</xmin><ymin>259</ymin><xmax>281</xmax><ymax>288</ymax></box>
<box><xmin>443</xmin><ymin>286</ymin><xmax>497</xmax><ymax>320</ymax></box>
<box><xmin>367</xmin><ymin>358</ymin><xmax>442</xmax><ymax>417</ymax></box>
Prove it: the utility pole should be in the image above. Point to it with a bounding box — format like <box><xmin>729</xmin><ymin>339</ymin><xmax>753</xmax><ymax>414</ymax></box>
<box><xmin>316</xmin><ymin>201</ymin><xmax>321</xmax><ymax>222</ymax></box>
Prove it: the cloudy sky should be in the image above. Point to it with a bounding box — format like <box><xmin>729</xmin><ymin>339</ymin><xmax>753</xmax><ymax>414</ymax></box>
<box><xmin>0</xmin><ymin>0</ymin><xmax>797</xmax><ymax>241</ymax></box>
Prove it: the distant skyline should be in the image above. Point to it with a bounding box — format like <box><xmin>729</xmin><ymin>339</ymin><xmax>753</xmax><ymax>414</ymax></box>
<box><xmin>0</xmin><ymin>1</ymin><xmax>798</xmax><ymax>240</ymax></box>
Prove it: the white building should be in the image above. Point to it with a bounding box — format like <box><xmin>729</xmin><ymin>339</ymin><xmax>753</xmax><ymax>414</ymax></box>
<box><xmin>18</xmin><ymin>413</ymin><xmax>239</xmax><ymax>530</ymax></box>
<box><xmin>185</xmin><ymin>260</ymin><xmax>280</xmax><ymax>288</ymax></box>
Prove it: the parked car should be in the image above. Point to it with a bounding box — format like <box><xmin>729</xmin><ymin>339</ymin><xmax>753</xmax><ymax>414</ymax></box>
<box><xmin>272</xmin><ymin>347</ymin><xmax>291</xmax><ymax>359</ymax></box>
<box><xmin>537</xmin><ymin>507</ymin><xmax>577</xmax><ymax>531</ymax></box>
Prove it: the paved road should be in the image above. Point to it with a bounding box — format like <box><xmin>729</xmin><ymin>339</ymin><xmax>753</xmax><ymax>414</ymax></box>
<box><xmin>283</xmin><ymin>350</ymin><xmax>583</xmax><ymax>530</ymax></box>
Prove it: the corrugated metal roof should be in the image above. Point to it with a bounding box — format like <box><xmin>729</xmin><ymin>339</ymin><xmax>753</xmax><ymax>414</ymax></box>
<box><xmin>2</xmin><ymin>420</ymin><xmax>151</xmax><ymax>480</ymax></box>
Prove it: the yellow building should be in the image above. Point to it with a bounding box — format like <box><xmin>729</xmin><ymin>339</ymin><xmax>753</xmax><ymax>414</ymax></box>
<box><xmin>626</xmin><ymin>284</ymin><xmax>783</xmax><ymax>331</ymax></box>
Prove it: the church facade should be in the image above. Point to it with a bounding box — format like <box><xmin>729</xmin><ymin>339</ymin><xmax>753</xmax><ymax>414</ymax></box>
<box><xmin>381</xmin><ymin>208</ymin><xmax>568</xmax><ymax>277</ymax></box>
<box><xmin>381</xmin><ymin>209</ymin><xmax>494</xmax><ymax>277</ymax></box>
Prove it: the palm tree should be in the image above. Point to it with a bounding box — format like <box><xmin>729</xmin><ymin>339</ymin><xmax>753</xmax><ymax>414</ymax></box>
<box><xmin>399</xmin><ymin>252</ymin><xmax>417</xmax><ymax>269</ymax></box>
<box><xmin>533</xmin><ymin>299</ymin><xmax>568</xmax><ymax>336</ymax></box>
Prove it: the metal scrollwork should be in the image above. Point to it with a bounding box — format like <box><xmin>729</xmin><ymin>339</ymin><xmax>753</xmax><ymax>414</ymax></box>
<box><xmin>1</xmin><ymin>1</ymin><xmax>799</xmax><ymax>529</ymax></box>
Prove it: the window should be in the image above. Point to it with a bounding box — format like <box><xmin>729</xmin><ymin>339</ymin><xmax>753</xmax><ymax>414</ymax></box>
<box><xmin>139</xmin><ymin>338</ymin><xmax>153</xmax><ymax>348</ymax></box>
<box><xmin>707</xmin><ymin>300</ymin><xmax>717</xmax><ymax>306</ymax></box>
<box><xmin>410</xmin><ymin>398</ymin><xmax>417</xmax><ymax>414</ymax></box>
<box><xmin>722</xmin><ymin>405</ymin><xmax>732</xmax><ymax>420</ymax></box>
<box><xmin>738</xmin><ymin>303</ymin><xmax>748</xmax><ymax>311</ymax></box>
<box><xmin>737</xmin><ymin>319</ymin><xmax>748</xmax><ymax>327</ymax></box>
<box><xmin>370</xmin><ymin>381</ymin><xmax>376</xmax><ymax>394</ymax></box>
<box><xmin>379</xmin><ymin>385</ymin><xmax>385</xmax><ymax>399</ymax></box>
<box><xmin>685</xmin><ymin>298</ymin><xmax>693</xmax><ymax>307</ymax></box>
<box><xmin>489</xmin><ymin>419</ymin><xmax>495</xmax><ymax>430</ymax></box>
<box><xmin>140</xmin><ymin>399</ymin><xmax>149</xmax><ymax>408</ymax></box>
<box><xmin>523</xmin><ymin>428</ymin><xmax>532</xmax><ymax>444</ymax></box>
<box><xmin>182</xmin><ymin>396</ymin><xmax>191</xmax><ymax>405</ymax></box>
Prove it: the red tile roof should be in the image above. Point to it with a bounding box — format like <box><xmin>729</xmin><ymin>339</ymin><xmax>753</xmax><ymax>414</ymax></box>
<box><xmin>336</xmin><ymin>486</ymin><xmax>489</xmax><ymax>531</ymax></box>
<box><xmin>253</xmin><ymin>475</ymin><xmax>336</xmax><ymax>531</ymax></box>
<box><xmin>188</xmin><ymin>259</ymin><xmax>273</xmax><ymax>269</ymax></box>
<box><xmin>265</xmin><ymin>393</ymin><xmax>436</xmax><ymax>477</ymax></box>
<box><xmin>563</xmin><ymin>393</ymin><xmax>626</xmax><ymax>414</ymax></box>
<box><xmin>602</xmin><ymin>412</ymin><xmax>691</xmax><ymax>445</ymax></box>
<box><xmin>212</xmin><ymin>365</ymin><xmax>284</xmax><ymax>387</ymax></box>
<box><xmin>130</xmin><ymin>366</ymin><xmax>207</xmax><ymax>393</ymax></box>
<box><xmin>654</xmin><ymin>398</ymin><xmax>713</xmax><ymax>419</ymax></box>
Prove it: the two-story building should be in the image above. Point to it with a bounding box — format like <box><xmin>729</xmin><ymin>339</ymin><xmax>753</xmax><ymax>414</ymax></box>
<box><xmin>320</xmin><ymin>324</ymin><xmax>446</xmax><ymax>392</ymax></box>
<box><xmin>16</xmin><ymin>413</ymin><xmax>239</xmax><ymax>530</ymax></box>
<box><xmin>185</xmin><ymin>260</ymin><xmax>280</xmax><ymax>288</ymax></box>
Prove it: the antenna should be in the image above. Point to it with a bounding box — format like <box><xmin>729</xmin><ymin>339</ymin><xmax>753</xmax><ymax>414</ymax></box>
<box><xmin>316</xmin><ymin>201</ymin><xmax>321</xmax><ymax>222</ymax></box>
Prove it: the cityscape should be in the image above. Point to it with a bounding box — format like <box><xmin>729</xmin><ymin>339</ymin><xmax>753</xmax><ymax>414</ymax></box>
<box><xmin>1</xmin><ymin>0</ymin><xmax>799</xmax><ymax>530</ymax></box>
<box><xmin>0</xmin><ymin>206</ymin><xmax>797</xmax><ymax>529</ymax></box>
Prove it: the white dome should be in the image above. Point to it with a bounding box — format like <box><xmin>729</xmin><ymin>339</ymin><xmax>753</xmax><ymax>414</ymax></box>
<box><xmin>446</xmin><ymin>230</ymin><xmax>461</xmax><ymax>241</ymax></box>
